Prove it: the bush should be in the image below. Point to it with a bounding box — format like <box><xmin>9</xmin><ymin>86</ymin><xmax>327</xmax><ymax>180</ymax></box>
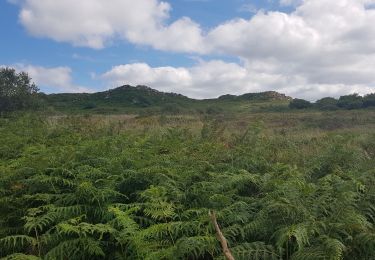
<box><xmin>363</xmin><ymin>93</ymin><xmax>375</xmax><ymax>108</ymax></box>
<box><xmin>337</xmin><ymin>94</ymin><xmax>363</xmax><ymax>109</ymax></box>
<box><xmin>315</xmin><ymin>97</ymin><xmax>338</xmax><ymax>110</ymax></box>
<box><xmin>161</xmin><ymin>103</ymin><xmax>183</xmax><ymax>114</ymax></box>
<box><xmin>206</xmin><ymin>106</ymin><xmax>224</xmax><ymax>114</ymax></box>
<box><xmin>82</xmin><ymin>102</ymin><xmax>97</xmax><ymax>109</ymax></box>
<box><xmin>289</xmin><ymin>98</ymin><xmax>312</xmax><ymax>109</ymax></box>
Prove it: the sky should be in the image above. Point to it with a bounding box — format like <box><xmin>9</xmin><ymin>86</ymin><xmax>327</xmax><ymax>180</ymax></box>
<box><xmin>1</xmin><ymin>0</ymin><xmax>375</xmax><ymax>100</ymax></box>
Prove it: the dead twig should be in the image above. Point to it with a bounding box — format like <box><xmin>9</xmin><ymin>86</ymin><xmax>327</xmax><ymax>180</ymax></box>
<box><xmin>209</xmin><ymin>210</ymin><xmax>235</xmax><ymax>260</ymax></box>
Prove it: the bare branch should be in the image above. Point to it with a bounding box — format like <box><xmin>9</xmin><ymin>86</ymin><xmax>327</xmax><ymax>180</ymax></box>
<box><xmin>209</xmin><ymin>210</ymin><xmax>235</xmax><ymax>260</ymax></box>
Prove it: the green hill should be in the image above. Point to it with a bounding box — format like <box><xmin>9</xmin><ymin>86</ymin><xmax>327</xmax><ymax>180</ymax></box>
<box><xmin>45</xmin><ymin>85</ymin><xmax>192</xmax><ymax>111</ymax></box>
<box><xmin>44</xmin><ymin>85</ymin><xmax>292</xmax><ymax>114</ymax></box>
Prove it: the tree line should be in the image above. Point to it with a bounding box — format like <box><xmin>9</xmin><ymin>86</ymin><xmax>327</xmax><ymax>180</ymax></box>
<box><xmin>289</xmin><ymin>94</ymin><xmax>375</xmax><ymax>110</ymax></box>
<box><xmin>1</xmin><ymin>67</ymin><xmax>375</xmax><ymax>114</ymax></box>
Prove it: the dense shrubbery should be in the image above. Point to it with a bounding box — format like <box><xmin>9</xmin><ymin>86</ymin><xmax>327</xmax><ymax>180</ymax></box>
<box><xmin>289</xmin><ymin>99</ymin><xmax>312</xmax><ymax>109</ymax></box>
<box><xmin>337</xmin><ymin>94</ymin><xmax>364</xmax><ymax>110</ymax></box>
<box><xmin>290</xmin><ymin>93</ymin><xmax>375</xmax><ymax>110</ymax></box>
<box><xmin>0</xmin><ymin>114</ymin><xmax>374</xmax><ymax>259</ymax></box>
<box><xmin>315</xmin><ymin>97</ymin><xmax>338</xmax><ymax>111</ymax></box>
<box><xmin>363</xmin><ymin>93</ymin><xmax>375</xmax><ymax>108</ymax></box>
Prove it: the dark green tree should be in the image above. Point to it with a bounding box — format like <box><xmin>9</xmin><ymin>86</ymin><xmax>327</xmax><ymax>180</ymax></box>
<box><xmin>0</xmin><ymin>67</ymin><xmax>39</xmax><ymax>113</ymax></box>
<box><xmin>363</xmin><ymin>93</ymin><xmax>375</xmax><ymax>108</ymax></box>
<box><xmin>337</xmin><ymin>94</ymin><xmax>363</xmax><ymax>109</ymax></box>
<box><xmin>289</xmin><ymin>98</ymin><xmax>312</xmax><ymax>109</ymax></box>
<box><xmin>315</xmin><ymin>97</ymin><xmax>338</xmax><ymax>110</ymax></box>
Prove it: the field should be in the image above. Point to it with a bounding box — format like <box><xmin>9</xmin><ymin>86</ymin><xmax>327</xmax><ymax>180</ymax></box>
<box><xmin>1</xmin><ymin>108</ymin><xmax>375</xmax><ymax>259</ymax></box>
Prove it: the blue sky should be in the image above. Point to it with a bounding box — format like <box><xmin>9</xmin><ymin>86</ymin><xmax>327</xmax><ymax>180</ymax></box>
<box><xmin>1</xmin><ymin>0</ymin><xmax>375</xmax><ymax>99</ymax></box>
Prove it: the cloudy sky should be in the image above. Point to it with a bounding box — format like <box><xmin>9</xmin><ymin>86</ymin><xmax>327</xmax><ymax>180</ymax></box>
<box><xmin>1</xmin><ymin>0</ymin><xmax>375</xmax><ymax>100</ymax></box>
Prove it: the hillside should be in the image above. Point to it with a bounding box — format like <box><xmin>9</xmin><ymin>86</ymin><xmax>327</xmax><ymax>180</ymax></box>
<box><xmin>44</xmin><ymin>85</ymin><xmax>292</xmax><ymax>114</ymax></box>
<box><xmin>45</xmin><ymin>85</ymin><xmax>192</xmax><ymax>111</ymax></box>
<box><xmin>218</xmin><ymin>91</ymin><xmax>292</xmax><ymax>101</ymax></box>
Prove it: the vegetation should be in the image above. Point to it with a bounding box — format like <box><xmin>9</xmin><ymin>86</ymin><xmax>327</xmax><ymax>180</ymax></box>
<box><xmin>289</xmin><ymin>99</ymin><xmax>312</xmax><ymax>109</ymax></box>
<box><xmin>0</xmin><ymin>109</ymin><xmax>375</xmax><ymax>259</ymax></box>
<box><xmin>1</xmin><ymin>67</ymin><xmax>373</xmax><ymax>115</ymax></box>
<box><xmin>315</xmin><ymin>97</ymin><xmax>338</xmax><ymax>111</ymax></box>
<box><xmin>363</xmin><ymin>93</ymin><xmax>375</xmax><ymax>108</ymax></box>
<box><xmin>0</xmin><ymin>68</ymin><xmax>40</xmax><ymax>114</ymax></box>
<box><xmin>42</xmin><ymin>86</ymin><xmax>375</xmax><ymax>114</ymax></box>
<box><xmin>289</xmin><ymin>94</ymin><xmax>375</xmax><ymax>111</ymax></box>
<box><xmin>337</xmin><ymin>94</ymin><xmax>364</xmax><ymax>110</ymax></box>
<box><xmin>1</xmin><ymin>70</ymin><xmax>375</xmax><ymax>259</ymax></box>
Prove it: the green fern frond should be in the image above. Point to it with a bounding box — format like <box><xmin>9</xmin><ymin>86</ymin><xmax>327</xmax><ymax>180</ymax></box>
<box><xmin>56</xmin><ymin>221</ymin><xmax>115</xmax><ymax>239</ymax></box>
<box><xmin>274</xmin><ymin>224</ymin><xmax>310</xmax><ymax>250</ymax></box>
<box><xmin>291</xmin><ymin>247</ymin><xmax>327</xmax><ymax>260</ymax></box>
<box><xmin>142</xmin><ymin>201</ymin><xmax>175</xmax><ymax>221</ymax></box>
<box><xmin>139</xmin><ymin>221</ymin><xmax>201</xmax><ymax>242</ymax></box>
<box><xmin>321</xmin><ymin>236</ymin><xmax>346</xmax><ymax>260</ymax></box>
<box><xmin>175</xmin><ymin>235</ymin><xmax>217</xmax><ymax>259</ymax></box>
<box><xmin>23</xmin><ymin>208</ymin><xmax>58</xmax><ymax>234</ymax></box>
<box><xmin>231</xmin><ymin>242</ymin><xmax>280</xmax><ymax>260</ymax></box>
<box><xmin>44</xmin><ymin>237</ymin><xmax>105</xmax><ymax>260</ymax></box>
<box><xmin>0</xmin><ymin>253</ymin><xmax>41</xmax><ymax>260</ymax></box>
<box><xmin>0</xmin><ymin>235</ymin><xmax>36</xmax><ymax>250</ymax></box>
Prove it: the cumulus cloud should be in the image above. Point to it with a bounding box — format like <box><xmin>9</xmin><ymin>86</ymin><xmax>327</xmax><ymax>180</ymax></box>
<box><xmin>10</xmin><ymin>0</ymin><xmax>375</xmax><ymax>98</ymax></box>
<box><xmin>6</xmin><ymin>64</ymin><xmax>91</xmax><ymax>93</ymax></box>
<box><xmin>204</xmin><ymin>0</ymin><xmax>375</xmax><ymax>98</ymax></box>
<box><xmin>101</xmin><ymin>61</ymin><xmax>248</xmax><ymax>99</ymax></box>
<box><xmin>13</xmin><ymin>0</ymin><xmax>206</xmax><ymax>52</ymax></box>
<box><xmin>100</xmin><ymin>61</ymin><xmax>374</xmax><ymax>100</ymax></box>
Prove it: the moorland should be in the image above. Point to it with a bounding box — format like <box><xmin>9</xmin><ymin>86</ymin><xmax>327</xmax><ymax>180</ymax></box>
<box><xmin>1</xmin><ymin>68</ymin><xmax>375</xmax><ymax>259</ymax></box>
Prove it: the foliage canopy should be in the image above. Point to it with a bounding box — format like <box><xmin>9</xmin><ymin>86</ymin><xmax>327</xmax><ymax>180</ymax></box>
<box><xmin>0</xmin><ymin>68</ymin><xmax>39</xmax><ymax>113</ymax></box>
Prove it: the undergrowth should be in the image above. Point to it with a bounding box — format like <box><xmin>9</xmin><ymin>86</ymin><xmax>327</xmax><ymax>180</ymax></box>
<box><xmin>0</xmin><ymin>113</ymin><xmax>374</xmax><ymax>259</ymax></box>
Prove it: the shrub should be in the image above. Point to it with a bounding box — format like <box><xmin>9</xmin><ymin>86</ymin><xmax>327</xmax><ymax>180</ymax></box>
<box><xmin>363</xmin><ymin>93</ymin><xmax>375</xmax><ymax>108</ymax></box>
<box><xmin>206</xmin><ymin>106</ymin><xmax>224</xmax><ymax>114</ymax></box>
<box><xmin>315</xmin><ymin>97</ymin><xmax>338</xmax><ymax>110</ymax></box>
<box><xmin>82</xmin><ymin>102</ymin><xmax>97</xmax><ymax>109</ymax></box>
<box><xmin>289</xmin><ymin>98</ymin><xmax>312</xmax><ymax>109</ymax></box>
<box><xmin>337</xmin><ymin>94</ymin><xmax>363</xmax><ymax>109</ymax></box>
<box><xmin>161</xmin><ymin>103</ymin><xmax>183</xmax><ymax>114</ymax></box>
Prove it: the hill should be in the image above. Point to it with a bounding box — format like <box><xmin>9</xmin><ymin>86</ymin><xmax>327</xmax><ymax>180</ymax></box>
<box><xmin>44</xmin><ymin>85</ymin><xmax>292</xmax><ymax>114</ymax></box>
<box><xmin>45</xmin><ymin>85</ymin><xmax>192</xmax><ymax>110</ymax></box>
<box><xmin>218</xmin><ymin>91</ymin><xmax>292</xmax><ymax>101</ymax></box>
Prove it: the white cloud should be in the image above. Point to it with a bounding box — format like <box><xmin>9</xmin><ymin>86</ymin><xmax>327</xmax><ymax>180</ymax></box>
<box><xmin>101</xmin><ymin>61</ymin><xmax>245</xmax><ymax>99</ymax></box>
<box><xmin>100</xmin><ymin>60</ymin><xmax>374</xmax><ymax>100</ymax></box>
<box><xmin>206</xmin><ymin>12</ymin><xmax>320</xmax><ymax>59</ymax></box>
<box><xmin>204</xmin><ymin>0</ymin><xmax>375</xmax><ymax>98</ymax></box>
<box><xmin>14</xmin><ymin>0</ymin><xmax>206</xmax><ymax>52</ymax></box>
<box><xmin>6</xmin><ymin>64</ymin><xmax>91</xmax><ymax>93</ymax></box>
<box><xmin>10</xmin><ymin>0</ymin><xmax>375</xmax><ymax>98</ymax></box>
<box><xmin>101</xmin><ymin>63</ymin><xmax>191</xmax><ymax>90</ymax></box>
